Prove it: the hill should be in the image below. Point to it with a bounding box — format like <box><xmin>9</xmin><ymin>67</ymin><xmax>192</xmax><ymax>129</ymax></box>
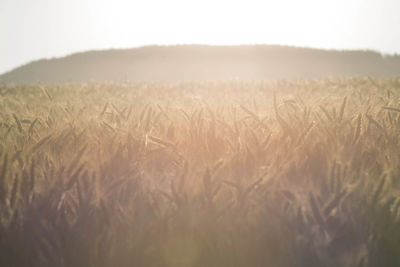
<box><xmin>1</xmin><ymin>45</ymin><xmax>400</xmax><ymax>83</ymax></box>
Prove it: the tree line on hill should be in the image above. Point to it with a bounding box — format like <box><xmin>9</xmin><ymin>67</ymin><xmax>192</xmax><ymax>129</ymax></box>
<box><xmin>1</xmin><ymin>45</ymin><xmax>400</xmax><ymax>83</ymax></box>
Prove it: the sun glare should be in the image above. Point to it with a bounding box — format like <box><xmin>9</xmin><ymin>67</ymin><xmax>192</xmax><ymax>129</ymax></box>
<box><xmin>1</xmin><ymin>0</ymin><xmax>400</xmax><ymax>73</ymax></box>
<box><xmin>86</xmin><ymin>0</ymin><xmax>363</xmax><ymax>48</ymax></box>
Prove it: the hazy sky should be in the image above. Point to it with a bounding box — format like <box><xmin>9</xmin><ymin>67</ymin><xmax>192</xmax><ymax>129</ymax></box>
<box><xmin>1</xmin><ymin>0</ymin><xmax>400</xmax><ymax>74</ymax></box>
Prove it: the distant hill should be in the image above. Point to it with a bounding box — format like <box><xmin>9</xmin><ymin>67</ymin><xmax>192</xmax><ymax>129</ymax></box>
<box><xmin>1</xmin><ymin>45</ymin><xmax>400</xmax><ymax>83</ymax></box>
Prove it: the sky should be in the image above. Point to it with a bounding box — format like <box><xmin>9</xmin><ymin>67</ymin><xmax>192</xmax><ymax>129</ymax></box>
<box><xmin>1</xmin><ymin>0</ymin><xmax>400</xmax><ymax>74</ymax></box>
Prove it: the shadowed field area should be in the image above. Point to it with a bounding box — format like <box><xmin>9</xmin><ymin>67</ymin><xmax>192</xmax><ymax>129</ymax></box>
<box><xmin>1</xmin><ymin>78</ymin><xmax>400</xmax><ymax>266</ymax></box>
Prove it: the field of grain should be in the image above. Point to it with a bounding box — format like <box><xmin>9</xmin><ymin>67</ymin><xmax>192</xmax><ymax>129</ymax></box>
<box><xmin>1</xmin><ymin>78</ymin><xmax>400</xmax><ymax>267</ymax></box>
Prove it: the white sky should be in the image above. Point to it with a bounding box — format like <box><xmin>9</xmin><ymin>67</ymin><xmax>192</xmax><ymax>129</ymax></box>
<box><xmin>1</xmin><ymin>0</ymin><xmax>400</xmax><ymax>74</ymax></box>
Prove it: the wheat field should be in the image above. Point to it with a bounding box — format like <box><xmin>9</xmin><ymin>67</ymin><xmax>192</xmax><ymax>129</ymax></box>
<box><xmin>1</xmin><ymin>77</ymin><xmax>400</xmax><ymax>267</ymax></box>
